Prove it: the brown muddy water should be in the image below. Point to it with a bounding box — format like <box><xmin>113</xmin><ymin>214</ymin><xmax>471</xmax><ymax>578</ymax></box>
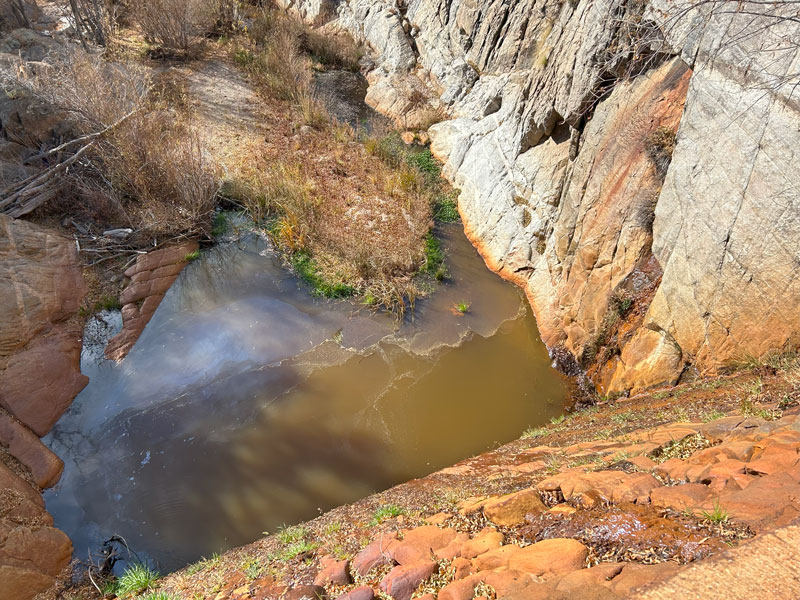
<box><xmin>44</xmin><ymin>224</ymin><xmax>568</xmax><ymax>571</ymax></box>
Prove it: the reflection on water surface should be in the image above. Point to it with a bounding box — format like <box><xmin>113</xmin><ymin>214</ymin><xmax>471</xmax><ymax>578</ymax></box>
<box><xmin>45</xmin><ymin>224</ymin><xmax>567</xmax><ymax>570</ymax></box>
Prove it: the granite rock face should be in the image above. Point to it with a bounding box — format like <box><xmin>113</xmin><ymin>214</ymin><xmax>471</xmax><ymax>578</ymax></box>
<box><xmin>280</xmin><ymin>0</ymin><xmax>800</xmax><ymax>393</ymax></box>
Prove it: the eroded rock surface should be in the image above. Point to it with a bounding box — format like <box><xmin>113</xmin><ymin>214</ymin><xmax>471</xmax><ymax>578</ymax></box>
<box><xmin>279</xmin><ymin>0</ymin><xmax>800</xmax><ymax>393</ymax></box>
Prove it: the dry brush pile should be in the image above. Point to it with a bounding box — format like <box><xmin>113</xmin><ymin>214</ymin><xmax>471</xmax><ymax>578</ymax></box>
<box><xmin>1</xmin><ymin>48</ymin><xmax>219</xmax><ymax>245</ymax></box>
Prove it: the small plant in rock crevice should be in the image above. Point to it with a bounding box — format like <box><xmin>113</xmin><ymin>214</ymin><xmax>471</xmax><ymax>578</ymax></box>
<box><xmin>701</xmin><ymin>500</ymin><xmax>729</xmax><ymax>525</ymax></box>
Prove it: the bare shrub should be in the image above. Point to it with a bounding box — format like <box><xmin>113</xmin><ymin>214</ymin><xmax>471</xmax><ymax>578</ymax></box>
<box><xmin>2</xmin><ymin>50</ymin><xmax>218</xmax><ymax>239</ymax></box>
<box><xmin>131</xmin><ymin>0</ymin><xmax>216</xmax><ymax>52</ymax></box>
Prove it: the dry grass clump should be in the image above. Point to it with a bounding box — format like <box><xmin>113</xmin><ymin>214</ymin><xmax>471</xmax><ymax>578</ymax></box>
<box><xmin>6</xmin><ymin>49</ymin><xmax>218</xmax><ymax>241</ymax></box>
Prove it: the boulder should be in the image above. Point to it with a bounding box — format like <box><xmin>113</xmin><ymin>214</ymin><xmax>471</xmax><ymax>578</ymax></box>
<box><xmin>459</xmin><ymin>528</ymin><xmax>504</xmax><ymax>559</ymax></box>
<box><xmin>482</xmin><ymin>488</ymin><xmax>548</xmax><ymax>526</ymax></box>
<box><xmin>335</xmin><ymin>587</ymin><xmax>373</xmax><ymax>600</ymax></box>
<box><xmin>650</xmin><ymin>483</ymin><xmax>712</xmax><ymax>512</ymax></box>
<box><xmin>352</xmin><ymin>533</ymin><xmax>397</xmax><ymax>576</ymax></box>
<box><xmin>0</xmin><ymin>520</ymin><xmax>72</xmax><ymax>600</ymax></box>
<box><xmin>314</xmin><ymin>557</ymin><xmax>351</xmax><ymax>586</ymax></box>
<box><xmin>378</xmin><ymin>561</ymin><xmax>436</xmax><ymax>600</ymax></box>
<box><xmin>389</xmin><ymin>526</ymin><xmax>461</xmax><ymax>565</ymax></box>
<box><xmin>0</xmin><ymin>411</ymin><xmax>63</xmax><ymax>488</ymax></box>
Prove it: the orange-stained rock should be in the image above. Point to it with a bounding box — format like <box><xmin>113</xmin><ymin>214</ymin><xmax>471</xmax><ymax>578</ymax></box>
<box><xmin>335</xmin><ymin>587</ymin><xmax>373</xmax><ymax>600</ymax></box>
<box><xmin>551</xmin><ymin>562</ymin><xmax>625</xmax><ymax>591</ymax></box>
<box><xmin>313</xmin><ymin>557</ymin><xmax>350</xmax><ymax>586</ymax></box>
<box><xmin>627</xmin><ymin>455</ymin><xmax>657</xmax><ymax>471</ymax></box>
<box><xmin>507</xmin><ymin>539</ymin><xmax>589</xmax><ymax>577</ymax></box>
<box><xmin>650</xmin><ymin>483</ymin><xmax>712</xmax><ymax>512</ymax></box>
<box><xmin>105</xmin><ymin>241</ymin><xmax>198</xmax><ymax>361</ymax></box>
<box><xmin>352</xmin><ymin>533</ymin><xmax>397</xmax><ymax>576</ymax></box>
<box><xmin>0</xmin><ymin>326</ymin><xmax>87</xmax><ymax>436</ymax></box>
<box><xmin>0</xmin><ymin>460</ymin><xmax>48</xmax><ymax>524</ymax></box>
<box><xmin>473</xmin><ymin>538</ymin><xmax>588</xmax><ymax>578</ymax></box>
<box><xmin>457</xmin><ymin>496</ymin><xmax>488</xmax><ymax>515</ymax></box>
<box><xmin>610</xmin><ymin>473</ymin><xmax>662</xmax><ymax>504</ymax></box>
<box><xmin>0</xmin><ymin>215</ymin><xmax>85</xmax><ymax>360</ymax></box>
<box><xmin>653</xmin><ymin>459</ymin><xmax>691</xmax><ymax>483</ymax></box>
<box><xmin>425</xmin><ymin>512</ymin><xmax>451</xmax><ymax>525</ymax></box>
<box><xmin>390</xmin><ymin>526</ymin><xmax>461</xmax><ymax>565</ymax></box>
<box><xmin>0</xmin><ymin>410</ymin><xmax>63</xmax><ymax>488</ymax></box>
<box><xmin>539</xmin><ymin>470</ymin><xmax>659</xmax><ymax>505</ymax></box>
<box><xmin>282</xmin><ymin>584</ymin><xmax>327</xmax><ymax>600</ymax></box>
<box><xmin>717</xmin><ymin>471</ymin><xmax>800</xmax><ymax>529</ymax></box>
<box><xmin>482</xmin><ymin>569</ymin><xmax>541</xmax><ymax>596</ymax></box>
<box><xmin>0</xmin><ymin>565</ymin><xmax>54</xmax><ymax>600</ymax></box>
<box><xmin>450</xmin><ymin>557</ymin><xmax>473</xmax><ymax>580</ymax></box>
<box><xmin>378</xmin><ymin>561</ymin><xmax>436</xmax><ymax>600</ymax></box>
<box><xmin>482</xmin><ymin>488</ymin><xmax>548</xmax><ymax>526</ymax></box>
<box><xmin>460</xmin><ymin>528</ymin><xmax>504</xmax><ymax>559</ymax></box>
<box><xmin>745</xmin><ymin>443</ymin><xmax>800</xmax><ymax>476</ymax></box>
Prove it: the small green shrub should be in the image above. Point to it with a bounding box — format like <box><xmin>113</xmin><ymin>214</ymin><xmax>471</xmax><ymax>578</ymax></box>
<box><xmin>701</xmin><ymin>409</ymin><xmax>726</xmax><ymax>422</ymax></box>
<box><xmin>369</xmin><ymin>504</ymin><xmax>404</xmax><ymax>526</ymax></box>
<box><xmin>186</xmin><ymin>552</ymin><xmax>220</xmax><ymax>575</ymax></box>
<box><xmin>455</xmin><ymin>302</ymin><xmax>470</xmax><ymax>314</ymax></box>
<box><xmin>407</xmin><ymin>149</ymin><xmax>440</xmax><ymax>178</ymax></box>
<box><xmin>521</xmin><ymin>426</ymin><xmax>547</xmax><ymax>439</ymax></box>
<box><xmin>433</xmin><ymin>193</ymin><xmax>459</xmax><ymax>222</ymax></box>
<box><xmin>115</xmin><ymin>563</ymin><xmax>159</xmax><ymax>596</ymax></box>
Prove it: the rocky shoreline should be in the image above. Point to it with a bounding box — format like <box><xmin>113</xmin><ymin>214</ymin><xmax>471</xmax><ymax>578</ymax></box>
<box><xmin>154</xmin><ymin>366</ymin><xmax>800</xmax><ymax>600</ymax></box>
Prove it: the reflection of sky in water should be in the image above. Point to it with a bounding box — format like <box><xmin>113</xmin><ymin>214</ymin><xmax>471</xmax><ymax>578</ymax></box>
<box><xmin>44</xmin><ymin>225</ymin><xmax>567</xmax><ymax>571</ymax></box>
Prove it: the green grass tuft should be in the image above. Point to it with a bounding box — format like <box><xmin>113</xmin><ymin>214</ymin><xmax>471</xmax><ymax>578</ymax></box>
<box><xmin>701</xmin><ymin>500</ymin><xmax>729</xmax><ymax>524</ymax></box>
<box><xmin>369</xmin><ymin>504</ymin><xmax>404</xmax><ymax>527</ymax></box>
<box><xmin>115</xmin><ymin>563</ymin><xmax>159</xmax><ymax>596</ymax></box>
<box><xmin>433</xmin><ymin>193</ymin><xmax>459</xmax><ymax>222</ymax></box>
<box><xmin>185</xmin><ymin>249</ymin><xmax>201</xmax><ymax>261</ymax></box>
